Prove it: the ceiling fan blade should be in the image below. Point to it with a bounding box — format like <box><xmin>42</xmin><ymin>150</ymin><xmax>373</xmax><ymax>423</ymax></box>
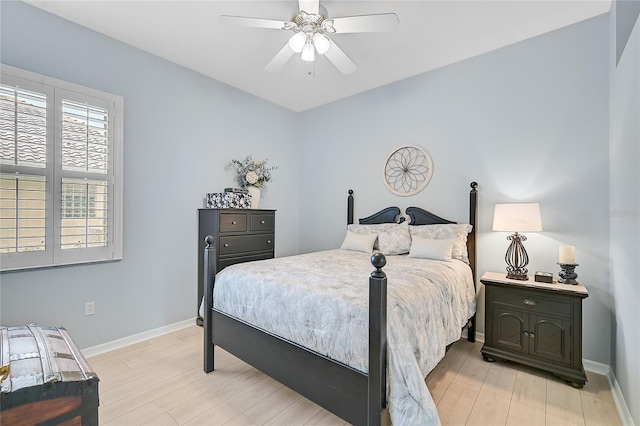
<box><xmin>330</xmin><ymin>13</ymin><xmax>399</xmax><ymax>33</ymax></box>
<box><xmin>324</xmin><ymin>41</ymin><xmax>357</xmax><ymax>75</ymax></box>
<box><xmin>265</xmin><ymin>43</ymin><xmax>295</xmax><ymax>72</ymax></box>
<box><xmin>219</xmin><ymin>15</ymin><xmax>290</xmax><ymax>30</ymax></box>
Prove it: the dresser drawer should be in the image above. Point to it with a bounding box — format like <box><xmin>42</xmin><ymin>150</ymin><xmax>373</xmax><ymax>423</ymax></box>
<box><xmin>250</xmin><ymin>213</ymin><xmax>274</xmax><ymax>232</ymax></box>
<box><xmin>219</xmin><ymin>213</ymin><xmax>247</xmax><ymax>233</ymax></box>
<box><xmin>219</xmin><ymin>234</ymin><xmax>274</xmax><ymax>255</ymax></box>
<box><xmin>219</xmin><ymin>252</ymin><xmax>274</xmax><ymax>270</ymax></box>
<box><xmin>492</xmin><ymin>288</ymin><xmax>571</xmax><ymax>316</ymax></box>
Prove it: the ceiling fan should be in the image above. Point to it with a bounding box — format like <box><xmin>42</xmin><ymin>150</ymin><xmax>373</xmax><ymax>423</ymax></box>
<box><xmin>219</xmin><ymin>0</ymin><xmax>399</xmax><ymax>75</ymax></box>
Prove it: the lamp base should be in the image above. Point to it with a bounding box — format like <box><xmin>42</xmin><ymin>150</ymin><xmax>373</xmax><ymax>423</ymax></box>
<box><xmin>503</xmin><ymin>233</ymin><xmax>531</xmax><ymax>281</ymax></box>
<box><xmin>506</xmin><ymin>271</ymin><xmax>529</xmax><ymax>281</ymax></box>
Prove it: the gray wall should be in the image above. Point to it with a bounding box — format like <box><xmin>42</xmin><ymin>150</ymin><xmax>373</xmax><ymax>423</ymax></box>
<box><xmin>0</xmin><ymin>1</ymin><xmax>301</xmax><ymax>348</ymax></box>
<box><xmin>298</xmin><ymin>15</ymin><xmax>611</xmax><ymax>365</ymax></box>
<box><xmin>609</xmin><ymin>2</ymin><xmax>639</xmax><ymax>424</ymax></box>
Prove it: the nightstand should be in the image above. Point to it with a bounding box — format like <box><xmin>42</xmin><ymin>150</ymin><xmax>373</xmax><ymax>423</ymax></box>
<box><xmin>480</xmin><ymin>272</ymin><xmax>588</xmax><ymax>388</ymax></box>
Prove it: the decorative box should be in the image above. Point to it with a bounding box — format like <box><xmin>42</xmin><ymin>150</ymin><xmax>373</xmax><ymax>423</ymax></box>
<box><xmin>206</xmin><ymin>192</ymin><xmax>251</xmax><ymax>209</ymax></box>
<box><xmin>534</xmin><ymin>271</ymin><xmax>554</xmax><ymax>283</ymax></box>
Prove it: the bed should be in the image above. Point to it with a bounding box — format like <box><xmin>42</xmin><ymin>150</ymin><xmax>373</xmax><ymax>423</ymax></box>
<box><xmin>203</xmin><ymin>182</ymin><xmax>478</xmax><ymax>425</ymax></box>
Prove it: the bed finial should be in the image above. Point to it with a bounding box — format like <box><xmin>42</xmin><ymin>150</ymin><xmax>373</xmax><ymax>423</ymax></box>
<box><xmin>347</xmin><ymin>189</ymin><xmax>354</xmax><ymax>225</ymax></box>
<box><xmin>470</xmin><ymin>181</ymin><xmax>478</xmax><ymax>191</ymax></box>
<box><xmin>205</xmin><ymin>235</ymin><xmax>214</xmax><ymax>246</ymax></box>
<box><xmin>370</xmin><ymin>252</ymin><xmax>387</xmax><ymax>278</ymax></box>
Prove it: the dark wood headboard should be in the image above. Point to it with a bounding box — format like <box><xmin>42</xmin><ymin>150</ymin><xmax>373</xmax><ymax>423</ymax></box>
<box><xmin>345</xmin><ymin>181</ymin><xmax>479</xmax><ymax>286</ymax></box>
<box><xmin>359</xmin><ymin>207</ymin><xmax>405</xmax><ymax>224</ymax></box>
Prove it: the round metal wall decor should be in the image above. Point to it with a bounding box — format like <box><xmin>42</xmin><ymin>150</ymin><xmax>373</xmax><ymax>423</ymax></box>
<box><xmin>383</xmin><ymin>145</ymin><xmax>433</xmax><ymax>196</ymax></box>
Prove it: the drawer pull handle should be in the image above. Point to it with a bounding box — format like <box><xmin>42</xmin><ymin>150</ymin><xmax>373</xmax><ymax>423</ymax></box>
<box><xmin>523</xmin><ymin>331</ymin><xmax>529</xmax><ymax>337</ymax></box>
<box><xmin>529</xmin><ymin>332</ymin><xmax>535</xmax><ymax>338</ymax></box>
<box><xmin>223</xmin><ymin>243</ymin><xmax>229</xmax><ymax>247</ymax></box>
<box><xmin>231</xmin><ymin>221</ymin><xmax>237</xmax><ymax>225</ymax></box>
<box><xmin>260</xmin><ymin>220</ymin><xmax>265</xmax><ymax>224</ymax></box>
<box><xmin>523</xmin><ymin>299</ymin><xmax>536</xmax><ymax>307</ymax></box>
<box><xmin>267</xmin><ymin>240</ymin><xmax>272</xmax><ymax>244</ymax></box>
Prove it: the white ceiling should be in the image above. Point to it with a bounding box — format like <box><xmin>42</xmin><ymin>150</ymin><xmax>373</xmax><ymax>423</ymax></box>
<box><xmin>25</xmin><ymin>1</ymin><xmax>611</xmax><ymax>112</ymax></box>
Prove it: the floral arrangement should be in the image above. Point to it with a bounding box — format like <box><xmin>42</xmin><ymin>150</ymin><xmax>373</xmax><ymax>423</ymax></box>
<box><xmin>227</xmin><ymin>155</ymin><xmax>277</xmax><ymax>189</ymax></box>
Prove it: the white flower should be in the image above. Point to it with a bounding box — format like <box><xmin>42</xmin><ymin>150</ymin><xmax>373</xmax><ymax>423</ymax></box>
<box><xmin>246</xmin><ymin>171</ymin><xmax>258</xmax><ymax>185</ymax></box>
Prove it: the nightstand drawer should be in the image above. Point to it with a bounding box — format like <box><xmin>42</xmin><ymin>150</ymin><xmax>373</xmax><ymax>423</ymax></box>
<box><xmin>219</xmin><ymin>234</ymin><xmax>274</xmax><ymax>255</ymax></box>
<box><xmin>493</xmin><ymin>288</ymin><xmax>571</xmax><ymax>316</ymax></box>
<box><xmin>250</xmin><ymin>213</ymin><xmax>274</xmax><ymax>232</ymax></box>
<box><xmin>219</xmin><ymin>213</ymin><xmax>247</xmax><ymax>232</ymax></box>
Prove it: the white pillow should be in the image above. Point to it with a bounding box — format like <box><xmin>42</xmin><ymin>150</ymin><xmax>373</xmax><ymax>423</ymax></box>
<box><xmin>347</xmin><ymin>222</ymin><xmax>411</xmax><ymax>255</ymax></box>
<box><xmin>409</xmin><ymin>224</ymin><xmax>473</xmax><ymax>262</ymax></box>
<box><xmin>408</xmin><ymin>236</ymin><xmax>453</xmax><ymax>261</ymax></box>
<box><xmin>340</xmin><ymin>230</ymin><xmax>377</xmax><ymax>253</ymax></box>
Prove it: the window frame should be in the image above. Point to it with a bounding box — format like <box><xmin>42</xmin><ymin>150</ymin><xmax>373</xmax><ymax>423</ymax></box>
<box><xmin>1</xmin><ymin>64</ymin><xmax>123</xmax><ymax>271</ymax></box>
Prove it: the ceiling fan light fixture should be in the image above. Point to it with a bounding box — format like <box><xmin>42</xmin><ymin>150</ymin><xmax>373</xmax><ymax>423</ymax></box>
<box><xmin>313</xmin><ymin>33</ymin><xmax>330</xmax><ymax>54</ymax></box>
<box><xmin>301</xmin><ymin>38</ymin><xmax>315</xmax><ymax>61</ymax></box>
<box><xmin>220</xmin><ymin>0</ymin><xmax>400</xmax><ymax>75</ymax></box>
<box><xmin>288</xmin><ymin>32</ymin><xmax>306</xmax><ymax>53</ymax></box>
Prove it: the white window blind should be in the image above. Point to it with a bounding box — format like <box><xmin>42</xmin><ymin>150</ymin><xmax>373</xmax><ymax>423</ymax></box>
<box><xmin>0</xmin><ymin>64</ymin><xmax>123</xmax><ymax>271</ymax></box>
<box><xmin>0</xmin><ymin>85</ymin><xmax>47</xmax><ymax>168</ymax></box>
<box><xmin>0</xmin><ymin>173</ymin><xmax>46</xmax><ymax>253</ymax></box>
<box><xmin>61</xmin><ymin>99</ymin><xmax>109</xmax><ymax>174</ymax></box>
<box><xmin>61</xmin><ymin>178</ymin><xmax>108</xmax><ymax>250</ymax></box>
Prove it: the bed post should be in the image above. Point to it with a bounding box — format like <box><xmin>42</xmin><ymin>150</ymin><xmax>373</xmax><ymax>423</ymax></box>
<box><xmin>347</xmin><ymin>189</ymin><xmax>354</xmax><ymax>225</ymax></box>
<box><xmin>467</xmin><ymin>182</ymin><xmax>478</xmax><ymax>343</ymax></box>
<box><xmin>204</xmin><ymin>235</ymin><xmax>216</xmax><ymax>373</ymax></box>
<box><xmin>369</xmin><ymin>252</ymin><xmax>390</xmax><ymax>426</ymax></box>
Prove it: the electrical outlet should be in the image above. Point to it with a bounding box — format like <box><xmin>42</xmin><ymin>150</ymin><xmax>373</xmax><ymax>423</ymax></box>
<box><xmin>85</xmin><ymin>301</ymin><xmax>95</xmax><ymax>316</ymax></box>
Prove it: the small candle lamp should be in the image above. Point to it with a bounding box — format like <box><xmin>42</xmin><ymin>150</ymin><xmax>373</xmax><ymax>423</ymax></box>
<box><xmin>558</xmin><ymin>245</ymin><xmax>579</xmax><ymax>284</ymax></box>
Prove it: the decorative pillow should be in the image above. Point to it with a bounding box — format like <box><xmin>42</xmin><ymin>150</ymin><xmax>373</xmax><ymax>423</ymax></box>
<box><xmin>347</xmin><ymin>222</ymin><xmax>411</xmax><ymax>255</ymax></box>
<box><xmin>340</xmin><ymin>230</ymin><xmax>377</xmax><ymax>253</ymax></box>
<box><xmin>409</xmin><ymin>224</ymin><xmax>473</xmax><ymax>262</ymax></box>
<box><xmin>408</xmin><ymin>236</ymin><xmax>453</xmax><ymax>261</ymax></box>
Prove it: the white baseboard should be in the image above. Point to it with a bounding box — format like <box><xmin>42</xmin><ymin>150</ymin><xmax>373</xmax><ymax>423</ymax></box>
<box><xmin>583</xmin><ymin>358</ymin><xmax>610</xmax><ymax>375</ymax></box>
<box><xmin>604</xmin><ymin>367</ymin><xmax>635</xmax><ymax>426</ymax></box>
<box><xmin>81</xmin><ymin>317</ymin><xmax>197</xmax><ymax>358</ymax></box>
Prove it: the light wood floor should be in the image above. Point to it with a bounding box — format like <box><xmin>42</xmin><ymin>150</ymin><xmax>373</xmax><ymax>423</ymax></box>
<box><xmin>88</xmin><ymin>325</ymin><xmax>622</xmax><ymax>425</ymax></box>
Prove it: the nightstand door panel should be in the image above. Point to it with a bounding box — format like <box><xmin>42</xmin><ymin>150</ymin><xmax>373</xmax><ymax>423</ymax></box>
<box><xmin>494</xmin><ymin>307</ymin><xmax>528</xmax><ymax>354</ymax></box>
<box><xmin>530</xmin><ymin>314</ymin><xmax>571</xmax><ymax>365</ymax></box>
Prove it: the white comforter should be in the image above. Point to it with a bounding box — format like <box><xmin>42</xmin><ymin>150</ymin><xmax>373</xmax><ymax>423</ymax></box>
<box><xmin>213</xmin><ymin>249</ymin><xmax>476</xmax><ymax>425</ymax></box>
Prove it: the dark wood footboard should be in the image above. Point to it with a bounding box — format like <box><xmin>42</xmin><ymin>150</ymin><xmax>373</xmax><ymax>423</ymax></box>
<box><xmin>203</xmin><ymin>237</ymin><xmax>390</xmax><ymax>425</ymax></box>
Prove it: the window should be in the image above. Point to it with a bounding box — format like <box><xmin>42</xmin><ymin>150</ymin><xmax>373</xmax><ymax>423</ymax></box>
<box><xmin>0</xmin><ymin>64</ymin><xmax>123</xmax><ymax>271</ymax></box>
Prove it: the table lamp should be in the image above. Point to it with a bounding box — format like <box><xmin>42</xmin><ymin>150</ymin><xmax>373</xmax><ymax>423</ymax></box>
<box><xmin>492</xmin><ymin>203</ymin><xmax>542</xmax><ymax>280</ymax></box>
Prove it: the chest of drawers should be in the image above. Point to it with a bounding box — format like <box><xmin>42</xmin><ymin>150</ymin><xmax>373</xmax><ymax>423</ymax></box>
<box><xmin>197</xmin><ymin>209</ymin><xmax>275</xmax><ymax>323</ymax></box>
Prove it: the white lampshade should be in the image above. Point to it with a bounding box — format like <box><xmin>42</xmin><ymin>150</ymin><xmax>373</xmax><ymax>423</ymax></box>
<box><xmin>492</xmin><ymin>203</ymin><xmax>542</xmax><ymax>233</ymax></box>
<box><xmin>313</xmin><ymin>33</ymin><xmax>331</xmax><ymax>54</ymax></box>
<box><xmin>301</xmin><ymin>39</ymin><xmax>315</xmax><ymax>62</ymax></box>
<box><xmin>288</xmin><ymin>32</ymin><xmax>306</xmax><ymax>53</ymax></box>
